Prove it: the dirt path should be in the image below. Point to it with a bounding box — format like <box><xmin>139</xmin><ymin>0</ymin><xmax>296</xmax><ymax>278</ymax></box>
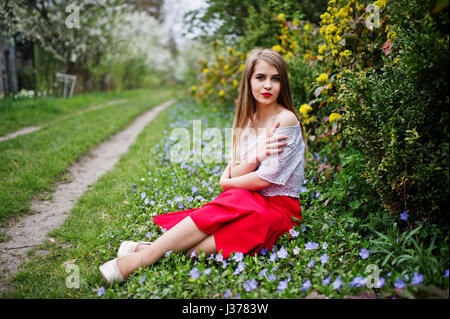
<box><xmin>0</xmin><ymin>99</ymin><xmax>175</xmax><ymax>292</ymax></box>
<box><xmin>0</xmin><ymin>98</ymin><xmax>129</xmax><ymax>143</ymax></box>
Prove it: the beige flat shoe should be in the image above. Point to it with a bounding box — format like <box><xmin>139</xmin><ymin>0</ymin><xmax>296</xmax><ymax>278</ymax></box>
<box><xmin>117</xmin><ymin>241</ymin><xmax>152</xmax><ymax>258</ymax></box>
<box><xmin>99</xmin><ymin>258</ymin><xmax>124</xmax><ymax>285</ymax></box>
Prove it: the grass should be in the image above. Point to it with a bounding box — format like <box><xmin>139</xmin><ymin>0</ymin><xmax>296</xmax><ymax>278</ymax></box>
<box><xmin>0</xmin><ymin>87</ymin><xmax>181</xmax><ymax>228</ymax></box>
<box><xmin>1</xmin><ymin>98</ymin><xmax>448</xmax><ymax>299</ymax></box>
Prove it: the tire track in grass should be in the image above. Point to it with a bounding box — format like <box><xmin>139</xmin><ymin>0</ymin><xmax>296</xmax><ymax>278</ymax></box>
<box><xmin>0</xmin><ymin>98</ymin><xmax>175</xmax><ymax>291</ymax></box>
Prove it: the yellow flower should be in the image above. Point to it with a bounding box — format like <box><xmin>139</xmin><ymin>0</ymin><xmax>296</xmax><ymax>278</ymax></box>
<box><xmin>233</xmin><ymin>79</ymin><xmax>238</xmax><ymax>88</ymax></box>
<box><xmin>283</xmin><ymin>51</ymin><xmax>293</xmax><ymax>59</ymax></box>
<box><xmin>339</xmin><ymin>50</ymin><xmax>352</xmax><ymax>57</ymax></box>
<box><xmin>190</xmin><ymin>86</ymin><xmax>196</xmax><ymax>92</ymax></box>
<box><xmin>221</xmin><ymin>78</ymin><xmax>226</xmax><ymax>85</ymax></box>
<box><xmin>318</xmin><ymin>44</ymin><xmax>328</xmax><ymax>54</ymax></box>
<box><xmin>203</xmin><ymin>68</ymin><xmax>209</xmax><ymax>74</ymax></box>
<box><xmin>239</xmin><ymin>64</ymin><xmax>245</xmax><ymax>72</ymax></box>
<box><xmin>292</xmin><ymin>19</ymin><xmax>300</xmax><ymax>26</ymax></box>
<box><xmin>317</xmin><ymin>73</ymin><xmax>329</xmax><ymax>83</ymax></box>
<box><xmin>329</xmin><ymin>113</ymin><xmax>342</xmax><ymax>122</ymax></box>
<box><xmin>224</xmin><ymin>65</ymin><xmax>229</xmax><ymax>71</ymax></box>
<box><xmin>276</xmin><ymin>13</ymin><xmax>286</xmax><ymax>21</ymax></box>
<box><xmin>304</xmin><ymin>24</ymin><xmax>310</xmax><ymax>31</ymax></box>
<box><xmin>373</xmin><ymin>0</ymin><xmax>387</xmax><ymax>9</ymax></box>
<box><xmin>299</xmin><ymin>104</ymin><xmax>313</xmax><ymax>117</ymax></box>
<box><xmin>272</xmin><ymin>45</ymin><xmax>285</xmax><ymax>53</ymax></box>
<box><xmin>218</xmin><ymin>90</ymin><xmax>225</xmax><ymax>96</ymax></box>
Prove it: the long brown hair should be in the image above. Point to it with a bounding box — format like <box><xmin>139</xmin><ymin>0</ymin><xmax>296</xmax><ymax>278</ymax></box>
<box><xmin>231</xmin><ymin>48</ymin><xmax>308</xmax><ymax>163</ymax></box>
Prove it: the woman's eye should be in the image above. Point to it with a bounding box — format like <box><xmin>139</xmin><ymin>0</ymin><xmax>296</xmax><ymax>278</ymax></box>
<box><xmin>256</xmin><ymin>76</ymin><xmax>265</xmax><ymax>80</ymax></box>
<box><xmin>272</xmin><ymin>77</ymin><xmax>280</xmax><ymax>82</ymax></box>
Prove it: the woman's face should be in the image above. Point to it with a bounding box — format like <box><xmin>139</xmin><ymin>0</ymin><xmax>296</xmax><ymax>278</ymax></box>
<box><xmin>250</xmin><ymin>59</ymin><xmax>281</xmax><ymax>107</ymax></box>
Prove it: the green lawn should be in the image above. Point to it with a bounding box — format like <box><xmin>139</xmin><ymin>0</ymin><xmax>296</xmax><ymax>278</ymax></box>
<box><xmin>0</xmin><ymin>87</ymin><xmax>181</xmax><ymax>229</ymax></box>
<box><xmin>1</xmin><ymin>99</ymin><xmax>447</xmax><ymax>299</ymax></box>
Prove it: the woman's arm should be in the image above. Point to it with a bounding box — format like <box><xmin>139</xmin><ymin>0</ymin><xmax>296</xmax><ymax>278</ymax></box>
<box><xmin>220</xmin><ymin>171</ymin><xmax>271</xmax><ymax>191</ymax></box>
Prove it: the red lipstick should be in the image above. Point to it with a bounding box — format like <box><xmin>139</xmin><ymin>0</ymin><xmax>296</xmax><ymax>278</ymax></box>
<box><xmin>262</xmin><ymin>93</ymin><xmax>272</xmax><ymax>98</ymax></box>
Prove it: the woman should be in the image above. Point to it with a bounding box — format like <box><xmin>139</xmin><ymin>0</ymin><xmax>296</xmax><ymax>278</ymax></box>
<box><xmin>99</xmin><ymin>48</ymin><xmax>308</xmax><ymax>284</ymax></box>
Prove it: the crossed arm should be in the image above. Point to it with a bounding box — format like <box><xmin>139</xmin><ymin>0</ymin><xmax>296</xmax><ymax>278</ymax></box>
<box><xmin>219</xmin><ymin>156</ymin><xmax>272</xmax><ymax>191</ymax></box>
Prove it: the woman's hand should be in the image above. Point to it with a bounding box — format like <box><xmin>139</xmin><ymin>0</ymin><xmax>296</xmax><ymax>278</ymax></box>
<box><xmin>248</xmin><ymin>121</ymin><xmax>288</xmax><ymax>163</ymax></box>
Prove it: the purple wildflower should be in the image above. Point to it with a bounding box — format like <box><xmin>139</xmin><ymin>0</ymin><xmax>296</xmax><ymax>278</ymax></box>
<box><xmin>222</xmin><ymin>260</ymin><xmax>228</xmax><ymax>269</ymax></box>
<box><xmin>411</xmin><ymin>272</ymin><xmax>424</xmax><ymax>285</ymax></box>
<box><xmin>269</xmin><ymin>253</ymin><xmax>277</xmax><ymax>262</ymax></box>
<box><xmin>300</xmin><ymin>186</ymin><xmax>308</xmax><ymax>193</ymax></box>
<box><xmin>349</xmin><ymin>276</ymin><xmax>367</xmax><ymax>288</ymax></box>
<box><xmin>165</xmin><ymin>250</ymin><xmax>172</xmax><ymax>257</ymax></box>
<box><xmin>277</xmin><ymin>280</ymin><xmax>289</xmax><ymax>291</ymax></box>
<box><xmin>232</xmin><ymin>252</ymin><xmax>243</xmax><ymax>263</ymax></box>
<box><xmin>144</xmin><ymin>198</ymin><xmax>149</xmax><ymax>205</ymax></box>
<box><xmin>97</xmin><ymin>287</ymin><xmax>105</xmax><ymax>297</ymax></box>
<box><xmin>223</xmin><ymin>289</ymin><xmax>231</xmax><ymax>298</ymax></box>
<box><xmin>277</xmin><ymin>246</ymin><xmax>288</xmax><ymax>259</ymax></box>
<box><xmin>320</xmin><ymin>253</ymin><xmax>329</xmax><ymax>265</ymax></box>
<box><xmin>305</xmin><ymin>242</ymin><xmax>319</xmax><ymax>250</ymax></box>
<box><xmin>267</xmin><ymin>273</ymin><xmax>276</xmax><ymax>282</ymax></box>
<box><xmin>259</xmin><ymin>269</ymin><xmax>267</xmax><ymax>277</ymax></box>
<box><xmin>189</xmin><ymin>250</ymin><xmax>197</xmax><ymax>258</ymax></box>
<box><xmin>394</xmin><ymin>279</ymin><xmax>406</xmax><ymax>289</ymax></box>
<box><xmin>293</xmin><ymin>246</ymin><xmax>300</xmax><ymax>255</ymax></box>
<box><xmin>359</xmin><ymin>249</ymin><xmax>370</xmax><ymax>260</ymax></box>
<box><xmin>243</xmin><ymin>279</ymin><xmax>258</xmax><ymax>292</ymax></box>
<box><xmin>145</xmin><ymin>232</ymin><xmax>153</xmax><ymax>239</ymax></box>
<box><xmin>260</xmin><ymin>247</ymin><xmax>268</xmax><ymax>256</ymax></box>
<box><xmin>141</xmin><ymin>192</ymin><xmax>147</xmax><ymax>199</ymax></box>
<box><xmin>400</xmin><ymin>211</ymin><xmax>409</xmax><ymax>221</ymax></box>
<box><xmin>307</xmin><ymin>259</ymin><xmax>315</xmax><ymax>268</ymax></box>
<box><xmin>174</xmin><ymin>195</ymin><xmax>183</xmax><ymax>202</ymax></box>
<box><xmin>289</xmin><ymin>228</ymin><xmax>299</xmax><ymax>238</ymax></box>
<box><xmin>322</xmin><ymin>242</ymin><xmax>328</xmax><ymax>250</ymax></box>
<box><xmin>203</xmin><ymin>268</ymin><xmax>211</xmax><ymax>276</ymax></box>
<box><xmin>322</xmin><ymin>276</ymin><xmax>331</xmax><ymax>285</ymax></box>
<box><xmin>302</xmin><ymin>225</ymin><xmax>307</xmax><ymax>232</ymax></box>
<box><xmin>332</xmin><ymin>276</ymin><xmax>343</xmax><ymax>290</ymax></box>
<box><xmin>192</xmin><ymin>186</ymin><xmax>198</xmax><ymax>194</ymax></box>
<box><xmin>178</xmin><ymin>203</ymin><xmax>184</xmax><ymax>209</ymax></box>
<box><xmin>215</xmin><ymin>253</ymin><xmax>224</xmax><ymax>262</ymax></box>
<box><xmin>375</xmin><ymin>277</ymin><xmax>386</xmax><ymax>288</ymax></box>
<box><xmin>271</xmin><ymin>265</ymin><xmax>278</xmax><ymax>272</ymax></box>
<box><xmin>233</xmin><ymin>261</ymin><xmax>245</xmax><ymax>276</ymax></box>
<box><xmin>301</xmin><ymin>280</ymin><xmax>312</xmax><ymax>291</ymax></box>
<box><xmin>190</xmin><ymin>267</ymin><xmax>201</xmax><ymax>280</ymax></box>
<box><xmin>445</xmin><ymin>269</ymin><xmax>449</xmax><ymax>278</ymax></box>
<box><xmin>138</xmin><ymin>275</ymin><xmax>146</xmax><ymax>285</ymax></box>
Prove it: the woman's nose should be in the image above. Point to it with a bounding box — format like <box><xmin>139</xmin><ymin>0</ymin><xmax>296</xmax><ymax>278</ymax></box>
<box><xmin>264</xmin><ymin>79</ymin><xmax>272</xmax><ymax>89</ymax></box>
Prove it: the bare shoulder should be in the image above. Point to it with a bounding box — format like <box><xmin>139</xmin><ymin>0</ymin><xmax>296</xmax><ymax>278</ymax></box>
<box><xmin>276</xmin><ymin>109</ymin><xmax>299</xmax><ymax>127</ymax></box>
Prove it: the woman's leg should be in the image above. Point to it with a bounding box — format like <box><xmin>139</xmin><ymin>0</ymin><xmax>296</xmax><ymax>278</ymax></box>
<box><xmin>117</xmin><ymin>216</ymin><xmax>208</xmax><ymax>279</ymax></box>
<box><xmin>186</xmin><ymin>234</ymin><xmax>217</xmax><ymax>258</ymax></box>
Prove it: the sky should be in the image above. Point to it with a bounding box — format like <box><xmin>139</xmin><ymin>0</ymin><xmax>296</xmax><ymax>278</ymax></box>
<box><xmin>162</xmin><ymin>0</ymin><xmax>208</xmax><ymax>48</ymax></box>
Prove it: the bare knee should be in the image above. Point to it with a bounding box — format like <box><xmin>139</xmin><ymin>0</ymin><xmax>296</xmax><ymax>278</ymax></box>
<box><xmin>186</xmin><ymin>235</ymin><xmax>217</xmax><ymax>258</ymax></box>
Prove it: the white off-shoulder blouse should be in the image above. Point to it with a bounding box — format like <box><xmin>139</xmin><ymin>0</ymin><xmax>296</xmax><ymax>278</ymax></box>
<box><xmin>235</xmin><ymin>119</ymin><xmax>305</xmax><ymax>198</ymax></box>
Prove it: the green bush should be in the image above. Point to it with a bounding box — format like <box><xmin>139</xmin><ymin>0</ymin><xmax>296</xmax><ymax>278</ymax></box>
<box><xmin>337</xmin><ymin>0</ymin><xmax>449</xmax><ymax>223</ymax></box>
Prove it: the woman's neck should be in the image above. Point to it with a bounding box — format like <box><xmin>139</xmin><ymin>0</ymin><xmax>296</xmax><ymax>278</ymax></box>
<box><xmin>253</xmin><ymin>102</ymin><xmax>282</xmax><ymax>126</ymax></box>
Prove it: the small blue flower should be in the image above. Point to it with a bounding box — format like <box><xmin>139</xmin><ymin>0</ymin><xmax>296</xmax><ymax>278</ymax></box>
<box><xmin>411</xmin><ymin>272</ymin><xmax>424</xmax><ymax>285</ymax></box>
<box><xmin>375</xmin><ymin>277</ymin><xmax>386</xmax><ymax>288</ymax></box>
<box><xmin>259</xmin><ymin>269</ymin><xmax>268</xmax><ymax>277</ymax></box>
<box><xmin>192</xmin><ymin>186</ymin><xmax>198</xmax><ymax>194</ymax></box>
<box><xmin>332</xmin><ymin>276</ymin><xmax>343</xmax><ymax>290</ymax></box>
<box><xmin>97</xmin><ymin>287</ymin><xmax>105</xmax><ymax>297</ymax></box>
<box><xmin>359</xmin><ymin>248</ymin><xmax>370</xmax><ymax>260</ymax></box>
<box><xmin>302</xmin><ymin>226</ymin><xmax>306</xmax><ymax>232</ymax></box>
<box><xmin>232</xmin><ymin>252</ymin><xmax>243</xmax><ymax>263</ymax></box>
<box><xmin>223</xmin><ymin>289</ymin><xmax>231</xmax><ymax>298</ymax></box>
<box><xmin>305</xmin><ymin>242</ymin><xmax>319</xmax><ymax>250</ymax></box>
<box><xmin>444</xmin><ymin>269</ymin><xmax>449</xmax><ymax>278</ymax></box>
<box><xmin>144</xmin><ymin>198</ymin><xmax>149</xmax><ymax>205</ymax></box>
<box><xmin>233</xmin><ymin>261</ymin><xmax>245</xmax><ymax>276</ymax></box>
<box><xmin>215</xmin><ymin>253</ymin><xmax>224</xmax><ymax>262</ymax></box>
<box><xmin>320</xmin><ymin>253</ymin><xmax>329</xmax><ymax>265</ymax></box>
<box><xmin>190</xmin><ymin>250</ymin><xmax>197</xmax><ymax>258</ymax></box>
<box><xmin>300</xmin><ymin>186</ymin><xmax>308</xmax><ymax>193</ymax></box>
<box><xmin>289</xmin><ymin>228</ymin><xmax>299</xmax><ymax>238</ymax></box>
<box><xmin>235</xmin><ymin>293</ymin><xmax>241</xmax><ymax>299</ymax></box>
<box><xmin>203</xmin><ymin>268</ymin><xmax>211</xmax><ymax>276</ymax></box>
<box><xmin>400</xmin><ymin>211</ymin><xmax>409</xmax><ymax>221</ymax></box>
<box><xmin>271</xmin><ymin>265</ymin><xmax>278</xmax><ymax>272</ymax></box>
<box><xmin>260</xmin><ymin>247</ymin><xmax>268</xmax><ymax>256</ymax></box>
<box><xmin>277</xmin><ymin>279</ymin><xmax>289</xmax><ymax>291</ymax></box>
<box><xmin>138</xmin><ymin>275</ymin><xmax>146</xmax><ymax>285</ymax></box>
<box><xmin>307</xmin><ymin>259</ymin><xmax>315</xmax><ymax>268</ymax></box>
<box><xmin>222</xmin><ymin>260</ymin><xmax>228</xmax><ymax>269</ymax></box>
<box><xmin>267</xmin><ymin>273</ymin><xmax>276</xmax><ymax>282</ymax></box>
<box><xmin>322</xmin><ymin>276</ymin><xmax>331</xmax><ymax>285</ymax></box>
<box><xmin>277</xmin><ymin>246</ymin><xmax>288</xmax><ymax>259</ymax></box>
<box><xmin>165</xmin><ymin>250</ymin><xmax>172</xmax><ymax>257</ymax></box>
<box><xmin>349</xmin><ymin>276</ymin><xmax>367</xmax><ymax>288</ymax></box>
<box><xmin>145</xmin><ymin>232</ymin><xmax>153</xmax><ymax>239</ymax></box>
<box><xmin>190</xmin><ymin>267</ymin><xmax>201</xmax><ymax>280</ymax></box>
<box><xmin>269</xmin><ymin>253</ymin><xmax>277</xmax><ymax>262</ymax></box>
<box><xmin>322</xmin><ymin>242</ymin><xmax>328</xmax><ymax>250</ymax></box>
<box><xmin>178</xmin><ymin>203</ymin><xmax>184</xmax><ymax>209</ymax></box>
<box><xmin>141</xmin><ymin>192</ymin><xmax>147</xmax><ymax>199</ymax></box>
<box><xmin>394</xmin><ymin>279</ymin><xmax>406</xmax><ymax>289</ymax></box>
<box><xmin>243</xmin><ymin>279</ymin><xmax>258</xmax><ymax>292</ymax></box>
<box><xmin>301</xmin><ymin>280</ymin><xmax>312</xmax><ymax>291</ymax></box>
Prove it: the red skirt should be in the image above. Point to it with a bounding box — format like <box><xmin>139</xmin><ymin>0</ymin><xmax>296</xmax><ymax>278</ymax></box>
<box><xmin>152</xmin><ymin>188</ymin><xmax>302</xmax><ymax>259</ymax></box>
